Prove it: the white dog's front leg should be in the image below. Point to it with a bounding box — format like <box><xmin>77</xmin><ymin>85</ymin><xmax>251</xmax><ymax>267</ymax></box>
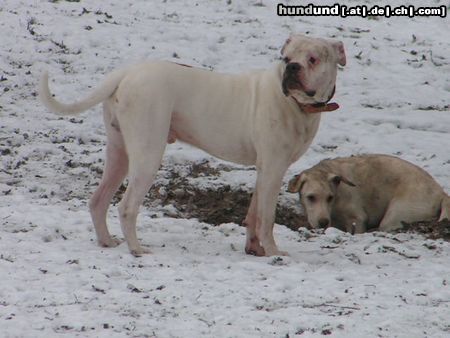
<box><xmin>244</xmin><ymin>192</ymin><xmax>265</xmax><ymax>256</ymax></box>
<box><xmin>253</xmin><ymin>161</ymin><xmax>290</xmax><ymax>257</ymax></box>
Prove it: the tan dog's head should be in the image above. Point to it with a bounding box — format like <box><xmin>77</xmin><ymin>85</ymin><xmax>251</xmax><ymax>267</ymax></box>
<box><xmin>288</xmin><ymin>169</ymin><xmax>355</xmax><ymax>229</ymax></box>
<box><xmin>281</xmin><ymin>34</ymin><xmax>346</xmax><ymax>112</ymax></box>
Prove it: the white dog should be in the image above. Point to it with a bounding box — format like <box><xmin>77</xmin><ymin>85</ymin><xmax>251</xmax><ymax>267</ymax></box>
<box><xmin>40</xmin><ymin>34</ymin><xmax>346</xmax><ymax>256</ymax></box>
<box><xmin>288</xmin><ymin>154</ymin><xmax>450</xmax><ymax>233</ymax></box>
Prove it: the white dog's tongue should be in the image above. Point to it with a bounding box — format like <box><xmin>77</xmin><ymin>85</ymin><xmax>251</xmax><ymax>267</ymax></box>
<box><xmin>302</xmin><ymin>102</ymin><xmax>339</xmax><ymax>114</ymax></box>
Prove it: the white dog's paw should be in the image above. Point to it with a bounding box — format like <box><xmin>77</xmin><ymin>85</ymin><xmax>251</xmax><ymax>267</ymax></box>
<box><xmin>273</xmin><ymin>250</ymin><xmax>290</xmax><ymax>257</ymax></box>
<box><xmin>130</xmin><ymin>245</ymin><xmax>152</xmax><ymax>257</ymax></box>
<box><xmin>264</xmin><ymin>246</ymin><xmax>289</xmax><ymax>257</ymax></box>
<box><xmin>98</xmin><ymin>236</ymin><xmax>122</xmax><ymax>248</ymax></box>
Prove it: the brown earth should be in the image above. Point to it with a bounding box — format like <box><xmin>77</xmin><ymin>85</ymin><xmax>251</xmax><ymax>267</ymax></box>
<box><xmin>397</xmin><ymin>219</ymin><xmax>450</xmax><ymax>241</ymax></box>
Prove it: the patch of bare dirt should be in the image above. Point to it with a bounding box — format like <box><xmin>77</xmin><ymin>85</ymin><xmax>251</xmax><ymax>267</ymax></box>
<box><xmin>398</xmin><ymin>219</ymin><xmax>450</xmax><ymax>241</ymax></box>
<box><xmin>152</xmin><ymin>182</ymin><xmax>309</xmax><ymax>231</ymax></box>
<box><xmin>114</xmin><ymin>161</ymin><xmax>308</xmax><ymax>230</ymax></box>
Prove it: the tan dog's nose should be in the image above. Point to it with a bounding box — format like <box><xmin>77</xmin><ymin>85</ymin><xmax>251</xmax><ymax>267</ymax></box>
<box><xmin>318</xmin><ymin>218</ymin><xmax>330</xmax><ymax>228</ymax></box>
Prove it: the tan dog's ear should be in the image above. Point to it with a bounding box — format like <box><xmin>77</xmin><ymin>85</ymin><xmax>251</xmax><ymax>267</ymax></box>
<box><xmin>329</xmin><ymin>174</ymin><xmax>355</xmax><ymax>187</ymax></box>
<box><xmin>288</xmin><ymin>173</ymin><xmax>306</xmax><ymax>193</ymax></box>
<box><xmin>331</xmin><ymin>41</ymin><xmax>346</xmax><ymax>66</ymax></box>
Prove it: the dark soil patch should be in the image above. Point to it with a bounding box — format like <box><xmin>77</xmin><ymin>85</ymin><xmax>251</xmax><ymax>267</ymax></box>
<box><xmin>151</xmin><ymin>182</ymin><xmax>309</xmax><ymax>231</ymax></box>
<box><xmin>398</xmin><ymin>219</ymin><xmax>450</xmax><ymax>241</ymax></box>
<box><xmin>114</xmin><ymin>161</ymin><xmax>308</xmax><ymax>231</ymax></box>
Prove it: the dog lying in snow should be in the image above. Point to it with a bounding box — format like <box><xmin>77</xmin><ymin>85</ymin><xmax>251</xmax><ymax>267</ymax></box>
<box><xmin>288</xmin><ymin>154</ymin><xmax>450</xmax><ymax>233</ymax></box>
<box><xmin>39</xmin><ymin>34</ymin><xmax>346</xmax><ymax>256</ymax></box>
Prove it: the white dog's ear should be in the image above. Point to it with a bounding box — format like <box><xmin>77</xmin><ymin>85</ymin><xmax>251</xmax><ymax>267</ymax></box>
<box><xmin>281</xmin><ymin>37</ymin><xmax>292</xmax><ymax>56</ymax></box>
<box><xmin>288</xmin><ymin>173</ymin><xmax>306</xmax><ymax>193</ymax></box>
<box><xmin>331</xmin><ymin>41</ymin><xmax>346</xmax><ymax>66</ymax></box>
<box><xmin>281</xmin><ymin>34</ymin><xmax>309</xmax><ymax>56</ymax></box>
<box><xmin>329</xmin><ymin>174</ymin><xmax>355</xmax><ymax>187</ymax></box>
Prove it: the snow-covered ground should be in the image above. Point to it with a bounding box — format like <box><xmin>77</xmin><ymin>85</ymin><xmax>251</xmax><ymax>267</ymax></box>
<box><xmin>1</xmin><ymin>0</ymin><xmax>449</xmax><ymax>337</ymax></box>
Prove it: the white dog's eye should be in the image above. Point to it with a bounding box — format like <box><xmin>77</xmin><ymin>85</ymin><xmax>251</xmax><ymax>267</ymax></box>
<box><xmin>309</xmin><ymin>56</ymin><xmax>317</xmax><ymax>65</ymax></box>
<box><xmin>283</xmin><ymin>57</ymin><xmax>291</xmax><ymax>63</ymax></box>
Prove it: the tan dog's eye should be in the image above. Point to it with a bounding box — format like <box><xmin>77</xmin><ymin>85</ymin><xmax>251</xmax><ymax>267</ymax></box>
<box><xmin>327</xmin><ymin>195</ymin><xmax>334</xmax><ymax>203</ymax></box>
<box><xmin>306</xmin><ymin>195</ymin><xmax>316</xmax><ymax>203</ymax></box>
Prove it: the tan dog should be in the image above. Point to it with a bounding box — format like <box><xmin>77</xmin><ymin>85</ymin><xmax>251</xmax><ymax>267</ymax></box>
<box><xmin>288</xmin><ymin>154</ymin><xmax>450</xmax><ymax>233</ymax></box>
<box><xmin>39</xmin><ymin>34</ymin><xmax>346</xmax><ymax>256</ymax></box>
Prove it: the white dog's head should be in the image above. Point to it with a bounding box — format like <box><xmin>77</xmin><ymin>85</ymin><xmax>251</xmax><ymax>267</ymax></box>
<box><xmin>281</xmin><ymin>34</ymin><xmax>346</xmax><ymax>111</ymax></box>
<box><xmin>288</xmin><ymin>169</ymin><xmax>355</xmax><ymax>229</ymax></box>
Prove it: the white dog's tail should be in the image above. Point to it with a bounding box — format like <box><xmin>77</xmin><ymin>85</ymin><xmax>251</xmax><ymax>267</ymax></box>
<box><xmin>438</xmin><ymin>195</ymin><xmax>450</xmax><ymax>221</ymax></box>
<box><xmin>39</xmin><ymin>68</ymin><xmax>127</xmax><ymax>115</ymax></box>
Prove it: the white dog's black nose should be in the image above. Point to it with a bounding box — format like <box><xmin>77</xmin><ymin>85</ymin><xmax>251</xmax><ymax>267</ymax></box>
<box><xmin>318</xmin><ymin>218</ymin><xmax>330</xmax><ymax>228</ymax></box>
<box><xmin>286</xmin><ymin>62</ymin><xmax>301</xmax><ymax>73</ymax></box>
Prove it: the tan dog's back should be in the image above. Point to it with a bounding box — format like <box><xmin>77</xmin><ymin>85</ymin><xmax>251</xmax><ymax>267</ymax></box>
<box><xmin>336</xmin><ymin>155</ymin><xmax>444</xmax><ymax>227</ymax></box>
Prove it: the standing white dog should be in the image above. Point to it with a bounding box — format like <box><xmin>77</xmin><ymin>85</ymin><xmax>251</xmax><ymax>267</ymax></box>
<box><xmin>39</xmin><ymin>34</ymin><xmax>346</xmax><ymax>256</ymax></box>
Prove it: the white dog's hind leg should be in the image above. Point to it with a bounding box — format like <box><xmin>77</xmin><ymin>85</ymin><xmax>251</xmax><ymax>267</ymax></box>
<box><xmin>118</xmin><ymin>173</ymin><xmax>157</xmax><ymax>256</ymax></box>
<box><xmin>89</xmin><ymin>145</ymin><xmax>128</xmax><ymax>247</ymax></box>
<box><xmin>89</xmin><ymin>107</ymin><xmax>128</xmax><ymax>248</ymax></box>
<box><xmin>118</xmin><ymin>152</ymin><xmax>167</xmax><ymax>256</ymax></box>
<box><xmin>117</xmin><ymin>108</ymin><xmax>171</xmax><ymax>256</ymax></box>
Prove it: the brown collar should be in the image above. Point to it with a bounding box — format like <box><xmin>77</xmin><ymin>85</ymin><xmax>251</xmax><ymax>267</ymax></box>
<box><xmin>291</xmin><ymin>96</ymin><xmax>340</xmax><ymax>114</ymax></box>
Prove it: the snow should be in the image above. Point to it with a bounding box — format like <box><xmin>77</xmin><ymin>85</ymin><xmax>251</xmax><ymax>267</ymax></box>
<box><xmin>1</xmin><ymin>0</ymin><xmax>449</xmax><ymax>337</ymax></box>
